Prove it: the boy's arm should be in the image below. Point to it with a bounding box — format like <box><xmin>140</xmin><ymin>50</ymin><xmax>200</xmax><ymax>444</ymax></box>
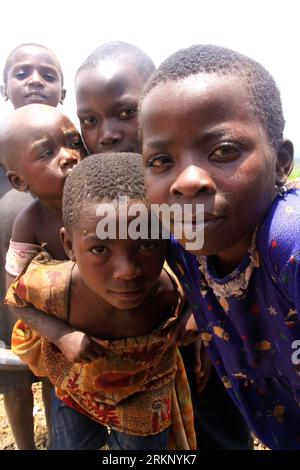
<box><xmin>6</xmin><ymin>271</ymin><xmax>104</xmax><ymax>364</ymax></box>
<box><xmin>8</xmin><ymin>303</ymin><xmax>105</xmax><ymax>364</ymax></box>
<box><xmin>6</xmin><ymin>205</ymin><xmax>106</xmax><ymax>363</ymax></box>
<box><xmin>168</xmin><ymin>303</ymin><xmax>212</xmax><ymax>394</ymax></box>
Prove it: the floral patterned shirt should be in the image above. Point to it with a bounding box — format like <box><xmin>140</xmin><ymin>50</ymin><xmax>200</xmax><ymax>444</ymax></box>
<box><xmin>167</xmin><ymin>188</ymin><xmax>300</xmax><ymax>449</ymax></box>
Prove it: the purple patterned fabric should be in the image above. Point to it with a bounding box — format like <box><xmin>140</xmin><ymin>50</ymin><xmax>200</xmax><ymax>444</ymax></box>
<box><xmin>167</xmin><ymin>188</ymin><xmax>300</xmax><ymax>449</ymax></box>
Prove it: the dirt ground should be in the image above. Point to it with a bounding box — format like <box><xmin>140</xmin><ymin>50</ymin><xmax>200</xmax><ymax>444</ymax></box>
<box><xmin>0</xmin><ymin>382</ymin><xmax>267</xmax><ymax>450</ymax></box>
<box><xmin>0</xmin><ymin>382</ymin><xmax>48</xmax><ymax>450</ymax></box>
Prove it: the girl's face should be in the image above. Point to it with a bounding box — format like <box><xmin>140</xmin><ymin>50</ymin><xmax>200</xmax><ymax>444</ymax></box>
<box><xmin>4</xmin><ymin>46</ymin><xmax>65</xmax><ymax>109</ymax></box>
<box><xmin>141</xmin><ymin>74</ymin><xmax>286</xmax><ymax>266</ymax></box>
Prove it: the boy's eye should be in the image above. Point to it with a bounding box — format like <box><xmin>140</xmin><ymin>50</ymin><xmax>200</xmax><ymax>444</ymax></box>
<box><xmin>210</xmin><ymin>143</ymin><xmax>240</xmax><ymax>160</ymax></box>
<box><xmin>139</xmin><ymin>241</ymin><xmax>156</xmax><ymax>251</ymax></box>
<box><xmin>15</xmin><ymin>70</ymin><xmax>27</xmax><ymax>80</ymax></box>
<box><xmin>38</xmin><ymin>149</ymin><xmax>54</xmax><ymax>159</ymax></box>
<box><xmin>43</xmin><ymin>73</ymin><xmax>57</xmax><ymax>83</ymax></box>
<box><xmin>70</xmin><ymin>139</ymin><xmax>83</xmax><ymax>150</ymax></box>
<box><xmin>118</xmin><ymin>108</ymin><xmax>137</xmax><ymax>120</ymax></box>
<box><xmin>90</xmin><ymin>246</ymin><xmax>109</xmax><ymax>255</ymax></box>
<box><xmin>145</xmin><ymin>155</ymin><xmax>173</xmax><ymax>169</ymax></box>
<box><xmin>80</xmin><ymin>117</ymin><xmax>97</xmax><ymax>129</ymax></box>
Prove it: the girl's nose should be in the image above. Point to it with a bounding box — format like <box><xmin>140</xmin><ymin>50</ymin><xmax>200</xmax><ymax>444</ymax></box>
<box><xmin>170</xmin><ymin>165</ymin><xmax>216</xmax><ymax>199</ymax></box>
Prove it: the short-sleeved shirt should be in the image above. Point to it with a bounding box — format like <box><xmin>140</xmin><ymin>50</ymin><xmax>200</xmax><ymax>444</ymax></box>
<box><xmin>167</xmin><ymin>188</ymin><xmax>300</xmax><ymax>449</ymax></box>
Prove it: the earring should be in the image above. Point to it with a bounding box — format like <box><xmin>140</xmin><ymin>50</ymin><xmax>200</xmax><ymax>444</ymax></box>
<box><xmin>277</xmin><ymin>185</ymin><xmax>287</xmax><ymax>197</ymax></box>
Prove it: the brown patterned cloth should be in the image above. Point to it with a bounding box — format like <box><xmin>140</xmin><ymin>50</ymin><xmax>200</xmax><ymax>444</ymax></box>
<box><xmin>6</xmin><ymin>251</ymin><xmax>196</xmax><ymax>449</ymax></box>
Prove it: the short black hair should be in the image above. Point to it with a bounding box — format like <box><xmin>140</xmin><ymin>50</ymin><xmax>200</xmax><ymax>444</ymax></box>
<box><xmin>141</xmin><ymin>44</ymin><xmax>285</xmax><ymax>149</ymax></box>
<box><xmin>76</xmin><ymin>41</ymin><xmax>155</xmax><ymax>82</ymax></box>
<box><xmin>63</xmin><ymin>152</ymin><xmax>146</xmax><ymax>231</ymax></box>
<box><xmin>3</xmin><ymin>43</ymin><xmax>64</xmax><ymax>85</ymax></box>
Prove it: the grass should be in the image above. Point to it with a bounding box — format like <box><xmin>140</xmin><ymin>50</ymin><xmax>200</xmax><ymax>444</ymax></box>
<box><xmin>289</xmin><ymin>160</ymin><xmax>300</xmax><ymax>180</ymax></box>
<box><xmin>290</xmin><ymin>169</ymin><xmax>300</xmax><ymax>179</ymax></box>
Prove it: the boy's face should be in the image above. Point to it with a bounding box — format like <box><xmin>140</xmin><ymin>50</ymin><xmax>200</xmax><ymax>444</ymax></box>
<box><xmin>76</xmin><ymin>61</ymin><xmax>144</xmax><ymax>154</ymax></box>
<box><xmin>4</xmin><ymin>46</ymin><xmax>65</xmax><ymax>109</ymax></box>
<box><xmin>63</xmin><ymin>201</ymin><xmax>166</xmax><ymax>310</ymax></box>
<box><xmin>8</xmin><ymin>107</ymin><xmax>86</xmax><ymax>198</ymax></box>
<box><xmin>141</xmin><ymin>74</ymin><xmax>283</xmax><ymax>260</ymax></box>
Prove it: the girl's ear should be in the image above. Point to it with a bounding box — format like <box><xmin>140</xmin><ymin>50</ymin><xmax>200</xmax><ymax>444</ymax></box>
<box><xmin>60</xmin><ymin>88</ymin><xmax>66</xmax><ymax>105</ymax></box>
<box><xmin>6</xmin><ymin>170</ymin><xmax>29</xmax><ymax>191</ymax></box>
<box><xmin>275</xmin><ymin>140</ymin><xmax>294</xmax><ymax>186</ymax></box>
<box><xmin>0</xmin><ymin>84</ymin><xmax>8</xmax><ymax>101</ymax></box>
<box><xmin>60</xmin><ymin>227</ymin><xmax>75</xmax><ymax>261</ymax></box>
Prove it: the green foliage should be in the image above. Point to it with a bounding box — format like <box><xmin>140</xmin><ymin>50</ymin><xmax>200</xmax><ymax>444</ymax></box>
<box><xmin>290</xmin><ymin>160</ymin><xmax>300</xmax><ymax>180</ymax></box>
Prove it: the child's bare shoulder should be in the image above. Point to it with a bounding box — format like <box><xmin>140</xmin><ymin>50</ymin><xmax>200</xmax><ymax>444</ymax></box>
<box><xmin>12</xmin><ymin>199</ymin><xmax>42</xmax><ymax>243</ymax></box>
<box><xmin>154</xmin><ymin>267</ymin><xmax>179</xmax><ymax>308</ymax></box>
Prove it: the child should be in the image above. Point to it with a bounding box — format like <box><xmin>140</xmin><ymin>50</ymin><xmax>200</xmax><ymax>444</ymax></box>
<box><xmin>0</xmin><ymin>102</ymin><xmax>108</xmax><ymax>449</ymax></box>
<box><xmin>76</xmin><ymin>40</ymin><xmax>252</xmax><ymax>449</ymax></box>
<box><xmin>0</xmin><ymin>43</ymin><xmax>66</xmax><ymax>450</ymax></box>
<box><xmin>6</xmin><ymin>153</ymin><xmax>196</xmax><ymax>450</ymax></box>
<box><xmin>9</xmin><ymin>41</ymin><xmax>250</xmax><ymax>449</ymax></box>
<box><xmin>1</xmin><ymin>41</ymin><xmax>156</xmax><ymax>450</ymax></box>
<box><xmin>140</xmin><ymin>44</ymin><xmax>300</xmax><ymax>449</ymax></box>
<box><xmin>1</xmin><ymin>103</ymin><xmax>86</xmax><ymax>259</ymax></box>
<box><xmin>75</xmin><ymin>41</ymin><xmax>155</xmax><ymax>154</ymax></box>
<box><xmin>1</xmin><ymin>42</ymin><xmax>65</xmax><ymax>109</ymax></box>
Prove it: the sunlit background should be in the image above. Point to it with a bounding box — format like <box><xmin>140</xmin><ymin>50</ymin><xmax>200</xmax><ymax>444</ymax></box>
<box><xmin>1</xmin><ymin>0</ymin><xmax>299</xmax><ymax>160</ymax></box>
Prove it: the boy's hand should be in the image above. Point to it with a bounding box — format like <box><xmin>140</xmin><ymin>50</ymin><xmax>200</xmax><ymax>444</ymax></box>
<box><xmin>190</xmin><ymin>338</ymin><xmax>212</xmax><ymax>395</ymax></box>
<box><xmin>174</xmin><ymin>314</ymin><xmax>201</xmax><ymax>346</ymax></box>
<box><xmin>168</xmin><ymin>303</ymin><xmax>212</xmax><ymax>394</ymax></box>
<box><xmin>56</xmin><ymin>331</ymin><xmax>106</xmax><ymax>363</ymax></box>
<box><xmin>6</xmin><ymin>304</ymin><xmax>108</xmax><ymax>364</ymax></box>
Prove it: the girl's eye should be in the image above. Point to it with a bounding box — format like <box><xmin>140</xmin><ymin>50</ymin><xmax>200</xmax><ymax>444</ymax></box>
<box><xmin>119</xmin><ymin>108</ymin><xmax>137</xmax><ymax>119</ymax></box>
<box><xmin>90</xmin><ymin>246</ymin><xmax>108</xmax><ymax>255</ymax></box>
<box><xmin>146</xmin><ymin>155</ymin><xmax>172</xmax><ymax>168</ymax></box>
<box><xmin>211</xmin><ymin>143</ymin><xmax>240</xmax><ymax>160</ymax></box>
<box><xmin>80</xmin><ymin>117</ymin><xmax>97</xmax><ymax>128</ymax></box>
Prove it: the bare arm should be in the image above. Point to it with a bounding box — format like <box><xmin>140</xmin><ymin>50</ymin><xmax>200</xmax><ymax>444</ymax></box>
<box><xmin>168</xmin><ymin>303</ymin><xmax>212</xmax><ymax>394</ymax></box>
<box><xmin>8</xmin><ymin>303</ymin><xmax>106</xmax><ymax>363</ymax></box>
<box><xmin>6</xmin><ymin>205</ymin><xmax>106</xmax><ymax>363</ymax></box>
<box><xmin>6</xmin><ymin>272</ymin><xmax>105</xmax><ymax>363</ymax></box>
<box><xmin>11</xmin><ymin>202</ymin><xmax>39</xmax><ymax>243</ymax></box>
